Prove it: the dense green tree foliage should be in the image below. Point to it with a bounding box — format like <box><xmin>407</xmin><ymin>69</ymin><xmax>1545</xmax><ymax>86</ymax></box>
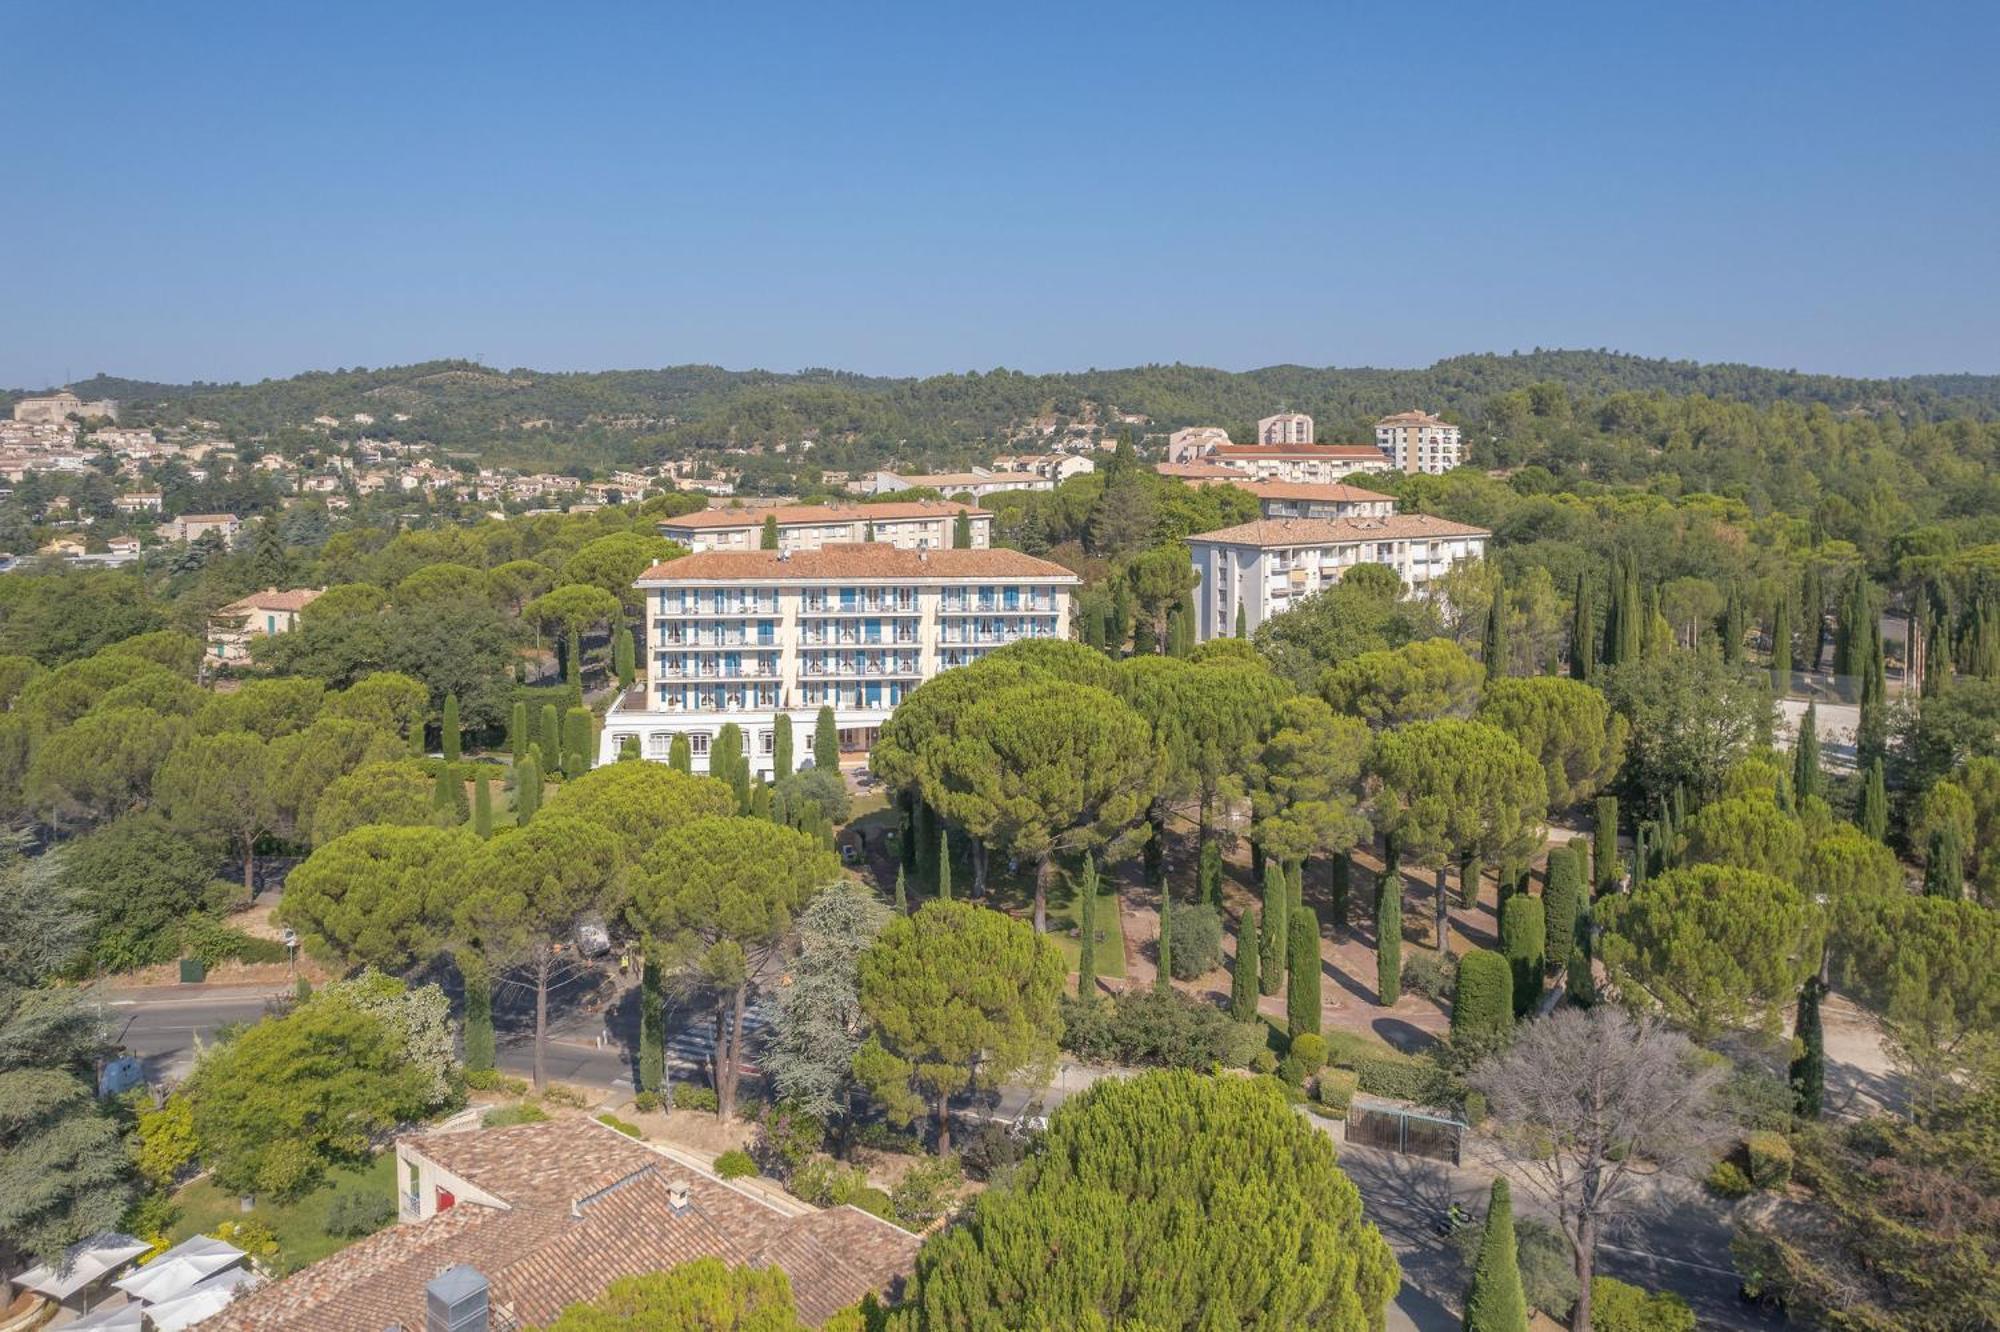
<box><xmin>1464</xmin><ymin>1176</ymin><xmax>1530</xmax><ymax>1332</ymax></box>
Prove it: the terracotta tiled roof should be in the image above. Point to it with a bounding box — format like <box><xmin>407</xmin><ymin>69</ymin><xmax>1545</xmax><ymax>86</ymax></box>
<box><xmin>200</xmin><ymin>1117</ymin><xmax>917</xmax><ymax>1332</ymax></box>
<box><xmin>1188</xmin><ymin>514</ymin><xmax>1491</xmax><ymax>547</ymax></box>
<box><xmin>1210</xmin><ymin>443</ymin><xmax>1388</xmax><ymax>461</ymax></box>
<box><xmin>660</xmin><ymin>501</ymin><xmax>985</xmax><ymax>530</ymax></box>
<box><xmin>639</xmin><ymin>544</ymin><xmax>1078</xmax><ymax>583</ymax></box>
<box><xmin>1238</xmin><ymin>480</ymin><xmax>1396</xmax><ymax>503</ymax></box>
<box><xmin>216</xmin><ymin>587</ymin><xmax>323</xmax><ymax>615</ymax></box>
<box><xmin>1152</xmin><ymin>462</ymin><xmax>1247</xmax><ymax>479</ymax></box>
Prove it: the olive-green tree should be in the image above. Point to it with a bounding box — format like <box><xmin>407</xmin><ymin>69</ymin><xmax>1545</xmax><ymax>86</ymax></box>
<box><xmin>281</xmin><ymin>825</ymin><xmax>474</xmax><ymax>971</ymax></box>
<box><xmin>155</xmin><ymin>730</ymin><xmax>275</xmax><ymax>896</ymax></box>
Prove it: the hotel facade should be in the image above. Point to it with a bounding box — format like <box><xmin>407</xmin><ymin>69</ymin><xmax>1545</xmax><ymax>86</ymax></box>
<box><xmin>599</xmin><ymin>544</ymin><xmax>1076</xmax><ymax>775</ymax></box>
<box><xmin>1187</xmin><ymin>514</ymin><xmax>1490</xmax><ymax>640</ymax></box>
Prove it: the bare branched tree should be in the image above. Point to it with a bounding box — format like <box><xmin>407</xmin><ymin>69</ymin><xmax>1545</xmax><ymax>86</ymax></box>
<box><xmin>1471</xmin><ymin>1006</ymin><xmax>1725</xmax><ymax>1332</ymax></box>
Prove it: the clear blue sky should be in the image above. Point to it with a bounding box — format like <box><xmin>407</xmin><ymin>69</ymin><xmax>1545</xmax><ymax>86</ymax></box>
<box><xmin>5</xmin><ymin>0</ymin><xmax>1996</xmax><ymax>386</ymax></box>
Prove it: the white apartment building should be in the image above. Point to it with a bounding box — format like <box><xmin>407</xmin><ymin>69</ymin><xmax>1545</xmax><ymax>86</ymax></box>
<box><xmin>599</xmin><ymin>544</ymin><xmax>1077</xmax><ymax>775</ymax></box>
<box><xmin>1187</xmin><ymin>515</ymin><xmax>1490</xmax><ymax>640</ymax></box>
<box><xmin>1204</xmin><ymin>443</ymin><xmax>1396</xmax><ymax>485</ymax></box>
<box><xmin>1167</xmin><ymin>426</ymin><xmax>1233</xmax><ymax>463</ymax></box>
<box><xmin>1237</xmin><ymin>481</ymin><xmax>1397</xmax><ymax>520</ymax></box>
<box><xmin>658</xmin><ymin>501</ymin><xmax>992</xmax><ymax>553</ymax></box>
<box><xmin>1375</xmin><ymin>410</ymin><xmax>1464</xmax><ymax>474</ymax></box>
<box><xmin>988</xmin><ymin>454</ymin><xmax>1096</xmax><ymax>483</ymax></box>
<box><xmin>1257</xmin><ymin>412</ymin><xmax>1315</xmax><ymax>446</ymax></box>
<box><xmin>858</xmin><ymin>468</ymin><xmax>1054</xmax><ymax>499</ymax></box>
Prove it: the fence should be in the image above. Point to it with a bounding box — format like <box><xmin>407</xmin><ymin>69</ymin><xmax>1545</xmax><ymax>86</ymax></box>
<box><xmin>1345</xmin><ymin>1097</ymin><xmax>1466</xmax><ymax>1165</ymax></box>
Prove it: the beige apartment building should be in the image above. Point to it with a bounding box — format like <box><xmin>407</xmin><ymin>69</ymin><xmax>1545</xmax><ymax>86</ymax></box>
<box><xmin>599</xmin><ymin>544</ymin><xmax>1076</xmax><ymax>774</ymax></box>
<box><xmin>1257</xmin><ymin>412</ymin><xmax>1315</xmax><ymax>445</ymax></box>
<box><xmin>157</xmin><ymin>512</ymin><xmax>242</xmax><ymax>545</ymax></box>
<box><xmin>1204</xmin><ymin>443</ymin><xmax>1395</xmax><ymax>484</ymax></box>
<box><xmin>1375</xmin><ymin>409</ymin><xmax>1464</xmax><ymax>474</ymax></box>
<box><xmin>207</xmin><ymin>587</ymin><xmax>324</xmax><ymax>664</ymax></box>
<box><xmin>1187</xmin><ymin>514</ymin><xmax>1490</xmax><ymax>639</ymax></box>
<box><xmin>658</xmin><ymin>500</ymin><xmax>991</xmax><ymax>553</ymax></box>
<box><xmin>1166</xmin><ymin>426</ymin><xmax>1233</xmax><ymax>462</ymax></box>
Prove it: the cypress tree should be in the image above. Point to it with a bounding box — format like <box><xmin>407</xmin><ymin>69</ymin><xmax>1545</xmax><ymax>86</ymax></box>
<box><xmin>1925</xmin><ymin>610</ymin><xmax>1951</xmax><ymax>697</ymax></box>
<box><xmin>540</xmin><ymin>703</ymin><xmax>561</xmax><ymax>768</ymax></box>
<box><xmin>1790</xmin><ymin>977</ymin><xmax>1824</xmax><ymax>1120</ymax></box>
<box><xmin>461</xmin><ymin>953</ymin><xmax>495</xmax><ymax>1073</ymax></box>
<box><xmin>1771</xmin><ymin>590</ymin><xmax>1793</xmax><ymax>694</ymax></box>
<box><xmin>1376</xmin><ymin>842</ymin><xmax>1402</xmax><ymax>1006</ymax></box>
<box><xmin>1231</xmin><ymin>906</ymin><xmax>1260</xmax><ymax>1021</ymax></box>
<box><xmin>442</xmin><ymin>692</ymin><xmax>461</xmax><ymax>763</ymax></box>
<box><xmin>1198</xmin><ymin>839</ymin><xmax>1223</xmax><ymax>909</ymax></box>
<box><xmin>893</xmin><ymin>865</ymin><xmax>909</xmax><ymax>916</ymax></box>
<box><xmin>714</xmin><ymin>722</ymin><xmax>748</xmax><ymax>809</ymax></box>
<box><xmin>1925</xmin><ymin>823</ymin><xmax>1964</xmax><ymax>898</ymax></box>
<box><xmin>813</xmin><ymin>705</ymin><xmax>839</xmax><ymax>773</ymax></box>
<box><xmin>564</xmin><ymin>706</ymin><xmax>594</xmax><ymax>776</ymax></box>
<box><xmin>1801</xmin><ymin>564</ymin><xmax>1824</xmax><ymax>676</ymax></box>
<box><xmin>514</xmin><ymin>752</ymin><xmax>540</xmax><ymax>825</ymax></box>
<box><xmin>1793</xmin><ymin>700</ymin><xmax>1822</xmax><ymax>804</ymax></box>
<box><xmin>1482</xmin><ymin>576</ymin><xmax>1508</xmax><ymax>679</ymax></box>
<box><xmin>668</xmin><ymin>732</ymin><xmax>691</xmax><ymax>773</ymax></box>
<box><xmin>1500</xmin><ymin>895</ymin><xmax>1545</xmax><ymax>1018</ymax></box>
<box><xmin>1721</xmin><ymin>584</ymin><xmax>1746</xmax><ymax>665</ymax></box>
<box><xmin>916</xmin><ymin>801</ymin><xmax>938</xmax><ymax>886</ymax></box>
<box><xmin>1600</xmin><ymin>558</ymin><xmax>1624</xmax><ymax>668</ymax></box>
<box><xmin>760</xmin><ymin>514</ymin><xmax>779</xmax><ymax>549</ymax></box>
<box><xmin>1076</xmin><ymin>856</ymin><xmax>1097</xmax><ymax>997</ymax></box>
<box><xmin>1858</xmin><ymin>618</ymin><xmax>1888</xmax><ymax>767</ymax></box>
<box><xmin>748</xmin><ymin>781</ymin><xmax>772</xmax><ymax>821</ymax></box>
<box><xmin>614</xmin><ymin>626</ymin><xmax>636</xmax><ymax>691</ymax></box>
<box><xmin>408</xmin><ymin>710</ymin><xmax>426</xmax><ymax>758</ymax></box>
<box><xmin>1234</xmin><ymin>601</ymin><xmax>1248</xmax><ymax>639</ymax></box>
<box><xmin>953</xmin><ymin>510</ymin><xmax>971</xmax><ymax>549</ymax></box>
<box><xmin>1594</xmin><ymin>796</ymin><xmax>1619</xmax><ymax>893</ymax></box>
<box><xmin>1462</xmin><ymin>1176</ymin><xmax>1529</xmax><ymax>1332</ymax></box>
<box><xmin>1570</xmin><ymin>571</ymin><xmax>1595</xmax><ymax>682</ymax></box>
<box><xmin>431</xmin><ymin>763</ymin><xmax>457</xmax><ymax>821</ymax></box>
<box><xmin>936</xmin><ymin>828</ymin><xmax>952</xmax><ymax>900</ymax></box>
<box><xmin>639</xmin><ymin>956</ymin><xmax>666</xmax><ymax>1095</ymax></box>
<box><xmin>773</xmin><ymin>713</ymin><xmax>794</xmax><ymax>777</ymax></box>
<box><xmin>1541</xmin><ymin>846</ymin><xmax>1581</xmax><ymax>972</ymax></box>
<box><xmin>1632</xmin><ymin>822</ymin><xmax>1648</xmax><ymax>891</ymax></box>
<box><xmin>473</xmin><ymin>771</ymin><xmax>493</xmax><ymax>837</ymax></box>
<box><xmin>1286</xmin><ymin>907</ymin><xmax>1321</xmax><ymax>1038</ymax></box>
<box><xmin>1330</xmin><ymin>853</ymin><xmax>1351</xmax><ymax>936</ymax></box>
<box><xmin>510</xmin><ymin>700</ymin><xmax>527</xmax><ymax>763</ymax></box>
<box><xmin>1258</xmin><ymin>860</ymin><xmax>1288</xmax><ymax>996</ymax></box>
<box><xmin>1619</xmin><ymin>559</ymin><xmax>1645</xmax><ymax>665</ymax></box>
<box><xmin>1155</xmin><ymin>873</ymin><xmax>1173</xmax><ymax>993</ymax></box>
<box><xmin>1860</xmin><ymin>758</ymin><xmax>1888</xmax><ymax>841</ymax></box>
<box><xmin>618</xmin><ymin>734</ymin><xmax>639</xmax><ymax>761</ymax></box>
<box><xmin>1568</xmin><ymin>902</ymin><xmax>1596</xmax><ymax>1007</ymax></box>
<box><xmin>1451</xmin><ymin>949</ymin><xmax>1513</xmax><ymax>1043</ymax></box>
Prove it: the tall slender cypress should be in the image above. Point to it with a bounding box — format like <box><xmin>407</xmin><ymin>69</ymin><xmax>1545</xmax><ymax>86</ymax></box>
<box><xmin>1925</xmin><ymin>824</ymin><xmax>1964</xmax><ymax>898</ymax></box>
<box><xmin>668</xmin><ymin>733</ymin><xmax>691</xmax><ymax>773</ymax></box>
<box><xmin>1482</xmin><ymin>576</ymin><xmax>1508</xmax><ymax>679</ymax></box>
<box><xmin>1721</xmin><ymin>584</ymin><xmax>1746</xmax><ymax>665</ymax></box>
<box><xmin>1570</xmin><ymin>572</ymin><xmax>1595</xmax><ymax>682</ymax></box>
<box><xmin>1801</xmin><ymin>564</ymin><xmax>1824</xmax><ymax>677</ymax></box>
<box><xmin>1541</xmin><ymin>846</ymin><xmax>1581</xmax><ymax>973</ymax></box>
<box><xmin>1376</xmin><ymin>840</ymin><xmax>1402</xmax><ymax>1006</ymax></box>
<box><xmin>442</xmin><ymin>692</ymin><xmax>461</xmax><ymax>763</ymax></box>
<box><xmin>1287</xmin><ymin>907</ymin><xmax>1321</xmax><ymax>1038</ymax></box>
<box><xmin>639</xmin><ymin>956</ymin><xmax>666</xmax><ymax>1095</ymax></box>
<box><xmin>1594</xmin><ymin>796</ymin><xmax>1619</xmax><ymax>894</ymax></box>
<box><xmin>1500</xmin><ymin>895</ymin><xmax>1545</xmax><ymax>1018</ymax></box>
<box><xmin>1860</xmin><ymin>758</ymin><xmax>1888</xmax><ymax>841</ymax></box>
<box><xmin>1234</xmin><ymin>601</ymin><xmax>1248</xmax><ymax>639</ymax></box>
<box><xmin>1230</xmin><ymin>906</ymin><xmax>1260</xmax><ymax>1021</ymax></box>
<box><xmin>1258</xmin><ymin>860</ymin><xmax>1288</xmax><ymax>995</ymax></box>
<box><xmin>431</xmin><ymin>763</ymin><xmax>457</xmax><ymax>820</ymax></box>
<box><xmin>773</xmin><ymin>713</ymin><xmax>794</xmax><ymax>778</ymax></box>
<box><xmin>510</xmin><ymin>700</ymin><xmax>527</xmax><ymax>763</ymax></box>
<box><xmin>1462</xmin><ymin>1176</ymin><xmax>1529</xmax><ymax>1332</ymax></box>
<box><xmin>1568</xmin><ymin>901</ymin><xmax>1596</xmax><ymax>1007</ymax></box>
<box><xmin>936</xmin><ymin>828</ymin><xmax>952</xmax><ymax>900</ymax></box>
<box><xmin>563</xmin><ymin>706</ymin><xmax>593</xmax><ymax>776</ymax></box>
<box><xmin>614</xmin><ymin>625</ymin><xmax>636</xmax><ymax>691</ymax></box>
<box><xmin>461</xmin><ymin>952</ymin><xmax>495</xmax><ymax>1073</ymax></box>
<box><xmin>1155</xmin><ymin>871</ymin><xmax>1173</xmax><ymax>993</ymax></box>
<box><xmin>514</xmin><ymin>752</ymin><xmax>540</xmax><ymax>825</ymax></box>
<box><xmin>1076</xmin><ymin>856</ymin><xmax>1097</xmax><ymax>997</ymax></box>
<box><xmin>1793</xmin><ymin>700</ymin><xmax>1822</xmax><ymax>804</ymax></box>
<box><xmin>408</xmin><ymin>711</ymin><xmax>426</xmax><ymax>758</ymax></box>
<box><xmin>1790</xmin><ymin>977</ymin><xmax>1824</xmax><ymax>1120</ymax></box>
<box><xmin>1329</xmin><ymin>853</ymin><xmax>1351</xmax><ymax>937</ymax></box>
<box><xmin>540</xmin><ymin>703</ymin><xmax>561</xmax><ymax>768</ymax></box>
<box><xmin>813</xmin><ymin>705</ymin><xmax>839</xmax><ymax>773</ymax></box>
<box><xmin>473</xmin><ymin>771</ymin><xmax>492</xmax><ymax>837</ymax></box>
<box><xmin>1771</xmin><ymin>591</ymin><xmax>1793</xmax><ymax>694</ymax></box>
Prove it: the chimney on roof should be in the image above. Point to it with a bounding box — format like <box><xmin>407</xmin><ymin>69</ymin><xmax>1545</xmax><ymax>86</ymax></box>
<box><xmin>667</xmin><ymin>1180</ymin><xmax>692</xmax><ymax>1213</ymax></box>
<box><xmin>425</xmin><ymin>1265</ymin><xmax>489</xmax><ymax>1332</ymax></box>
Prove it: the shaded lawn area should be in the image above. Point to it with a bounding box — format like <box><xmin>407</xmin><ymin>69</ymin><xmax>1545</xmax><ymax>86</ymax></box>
<box><xmin>971</xmin><ymin>857</ymin><xmax>1128</xmax><ymax>980</ymax></box>
<box><xmin>1044</xmin><ymin>891</ymin><xmax>1128</xmax><ymax>979</ymax></box>
<box><xmin>169</xmin><ymin>1151</ymin><xmax>397</xmax><ymax>1275</ymax></box>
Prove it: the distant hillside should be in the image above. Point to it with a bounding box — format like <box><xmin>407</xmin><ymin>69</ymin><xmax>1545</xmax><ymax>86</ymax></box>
<box><xmin>14</xmin><ymin>351</ymin><xmax>1999</xmax><ymax>472</ymax></box>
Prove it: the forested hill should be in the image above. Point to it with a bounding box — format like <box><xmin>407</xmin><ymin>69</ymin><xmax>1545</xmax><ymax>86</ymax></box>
<box><xmin>15</xmin><ymin>350</ymin><xmax>2000</xmax><ymax>468</ymax></box>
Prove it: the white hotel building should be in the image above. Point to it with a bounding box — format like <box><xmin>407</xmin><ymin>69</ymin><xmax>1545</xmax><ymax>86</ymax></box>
<box><xmin>1187</xmin><ymin>514</ymin><xmax>1491</xmax><ymax>640</ymax></box>
<box><xmin>658</xmin><ymin>500</ymin><xmax>991</xmax><ymax>553</ymax></box>
<box><xmin>599</xmin><ymin>544</ymin><xmax>1076</xmax><ymax>775</ymax></box>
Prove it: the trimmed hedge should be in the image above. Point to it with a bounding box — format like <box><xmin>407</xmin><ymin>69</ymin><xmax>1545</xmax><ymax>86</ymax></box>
<box><xmin>1542</xmin><ymin>846</ymin><xmax>1582</xmax><ymax>970</ymax></box>
<box><xmin>1315</xmin><ymin>1067</ymin><xmax>1359</xmax><ymax>1118</ymax></box>
<box><xmin>1500</xmin><ymin>895</ymin><xmax>1546</xmax><ymax>1017</ymax></box>
<box><xmin>1452</xmin><ymin>948</ymin><xmax>1514</xmax><ymax>1042</ymax></box>
<box><xmin>715</xmin><ymin>1149</ymin><xmax>758</xmax><ymax>1179</ymax></box>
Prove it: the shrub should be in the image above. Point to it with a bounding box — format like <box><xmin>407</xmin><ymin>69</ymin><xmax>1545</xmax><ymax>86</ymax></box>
<box><xmin>323</xmin><ymin>1190</ymin><xmax>394</xmax><ymax>1238</ymax></box>
<box><xmin>891</xmin><ymin>1155</ymin><xmax>963</xmax><ymax>1229</ymax></box>
<box><xmin>1315</xmin><ymin>1067</ymin><xmax>1359</xmax><ymax>1118</ymax></box>
<box><xmin>959</xmin><ymin>1123</ymin><xmax>1031</xmax><ymax>1182</ymax></box>
<box><xmin>631</xmin><ymin>1090</ymin><xmax>661</xmax><ymax>1113</ymax></box>
<box><xmin>850</xmin><ymin>1121</ymin><xmax>924</xmax><ymax>1155</ymax></box>
<box><xmin>481</xmin><ymin>1102</ymin><xmax>549</xmax><ymax>1128</ymax></box>
<box><xmin>1059</xmin><ymin>989</ymin><xmax>1234</xmax><ymax>1069</ymax></box>
<box><xmin>464</xmin><ymin>1069</ymin><xmax>528</xmax><ymax>1095</ymax></box>
<box><xmin>1589</xmin><ymin>1277</ymin><xmax>1695</xmax><ymax>1332</ymax></box>
<box><xmin>1348</xmin><ymin>1053</ymin><xmax>1448</xmax><ymax>1105</ymax></box>
<box><xmin>1745</xmin><ymin>1130</ymin><xmax>1794</xmax><ymax>1189</ymax></box>
<box><xmin>1705</xmin><ymin>1159</ymin><xmax>1754</xmax><ymax>1199</ymax></box>
<box><xmin>754</xmin><ymin>1103</ymin><xmax>826</xmax><ymax>1181</ymax></box>
<box><xmin>177</xmin><ymin>915</ymin><xmax>288</xmax><ymax>966</ymax></box>
<box><xmin>1462</xmin><ymin>1090</ymin><xmax>1487</xmax><ymax>1125</ymax></box>
<box><xmin>209</xmin><ymin>1219</ymin><xmax>279</xmax><ymax>1266</ymax></box>
<box><xmin>715</xmin><ymin>1149</ymin><xmax>759</xmax><ymax>1179</ymax></box>
<box><xmin>788</xmin><ymin>1155</ymin><xmax>870</xmax><ymax>1208</ymax></box>
<box><xmin>1250</xmin><ymin>1048</ymin><xmax>1278</xmax><ymax>1075</ymax></box>
<box><xmin>1500</xmin><ymin>894</ymin><xmax>1546</xmax><ymax>1016</ymax></box>
<box><xmin>673</xmin><ymin>1084</ymin><xmax>720</xmax><ymax>1114</ymax></box>
<box><xmin>1222</xmin><ymin>1021</ymin><xmax>1269</xmax><ymax>1070</ymax></box>
<box><xmin>1458</xmin><ymin>1215</ymin><xmax>1577</xmax><ymax>1319</ymax></box>
<box><xmin>1276</xmin><ymin>1055</ymin><xmax>1307</xmax><ymax>1088</ymax></box>
<box><xmin>1288</xmin><ymin>1032</ymin><xmax>1327</xmax><ymax>1074</ymax></box>
<box><xmin>541</xmin><ymin>1083</ymin><xmax>589</xmax><ymax>1108</ymax></box>
<box><xmin>1451</xmin><ymin>949</ymin><xmax>1514</xmax><ymax>1044</ymax></box>
<box><xmin>596</xmin><ymin>1112</ymin><xmax>643</xmax><ymax>1139</ymax></box>
<box><xmin>1167</xmin><ymin>903</ymin><xmax>1225</xmax><ymax>979</ymax></box>
<box><xmin>849</xmin><ymin>1186</ymin><xmax>897</xmax><ymax>1224</ymax></box>
<box><xmin>1399</xmin><ymin>949</ymin><xmax>1456</xmax><ymax>1003</ymax></box>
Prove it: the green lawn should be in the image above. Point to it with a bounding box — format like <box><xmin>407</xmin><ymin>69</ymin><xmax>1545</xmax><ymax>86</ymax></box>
<box><xmin>1045</xmin><ymin>890</ymin><xmax>1127</xmax><ymax>979</ymax></box>
<box><xmin>169</xmin><ymin>1151</ymin><xmax>397</xmax><ymax>1274</ymax></box>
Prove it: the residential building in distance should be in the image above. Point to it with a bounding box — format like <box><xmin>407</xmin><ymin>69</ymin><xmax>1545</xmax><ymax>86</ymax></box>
<box><xmin>1204</xmin><ymin>442</ymin><xmax>1395</xmax><ymax>484</ymax></box>
<box><xmin>1257</xmin><ymin>411</ymin><xmax>1314</xmax><ymax>445</ymax></box>
<box><xmin>1153</xmin><ymin>460</ymin><xmax>1252</xmax><ymax>483</ymax></box>
<box><xmin>1375</xmin><ymin>409</ymin><xmax>1464</xmax><ymax>474</ymax></box>
<box><xmin>1186</xmin><ymin>514</ymin><xmax>1490</xmax><ymax>639</ymax></box>
<box><xmin>207</xmin><ymin>587</ymin><xmax>323</xmax><ymax>663</ymax></box>
<box><xmin>156</xmin><ymin>512</ymin><xmax>241</xmax><ymax>545</ymax></box>
<box><xmin>858</xmin><ymin>467</ymin><xmax>1053</xmax><ymax>499</ymax></box>
<box><xmin>989</xmin><ymin>453</ymin><xmax>1097</xmax><ymax>483</ymax></box>
<box><xmin>659</xmin><ymin>500</ymin><xmax>991</xmax><ymax>554</ymax></box>
<box><xmin>113</xmin><ymin>490</ymin><xmax>163</xmax><ymax>513</ymax></box>
<box><xmin>600</xmin><ymin>544</ymin><xmax>1076</xmax><ymax>773</ymax></box>
<box><xmin>1235</xmin><ymin>480</ymin><xmax>1398</xmax><ymax>520</ymax></box>
<box><xmin>202</xmin><ymin>1116</ymin><xmax>918</xmax><ymax>1332</ymax></box>
<box><xmin>12</xmin><ymin>391</ymin><xmax>118</xmax><ymax>424</ymax></box>
<box><xmin>1167</xmin><ymin>426</ymin><xmax>1233</xmax><ymax>462</ymax></box>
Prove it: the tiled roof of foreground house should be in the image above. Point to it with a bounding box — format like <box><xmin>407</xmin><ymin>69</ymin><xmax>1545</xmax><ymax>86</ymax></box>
<box><xmin>198</xmin><ymin>1116</ymin><xmax>918</xmax><ymax>1331</ymax></box>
